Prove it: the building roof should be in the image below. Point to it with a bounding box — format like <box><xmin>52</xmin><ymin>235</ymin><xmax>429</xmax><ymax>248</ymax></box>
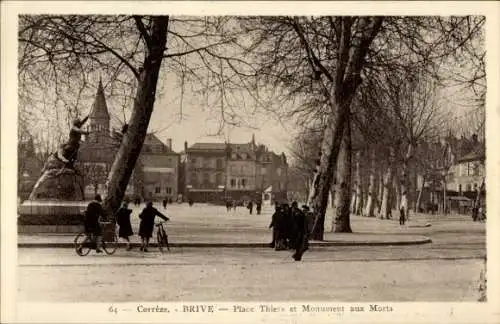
<box><xmin>457</xmin><ymin>145</ymin><xmax>485</xmax><ymax>163</ymax></box>
<box><xmin>143</xmin><ymin>133</ymin><xmax>178</xmax><ymax>154</ymax></box>
<box><xmin>89</xmin><ymin>79</ymin><xmax>110</xmax><ymax>121</ymax></box>
<box><xmin>189</xmin><ymin>142</ymin><xmax>227</xmax><ymax>151</ymax></box>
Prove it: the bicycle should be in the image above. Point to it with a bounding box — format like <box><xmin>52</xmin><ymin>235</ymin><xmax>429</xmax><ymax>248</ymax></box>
<box><xmin>74</xmin><ymin>221</ymin><xmax>118</xmax><ymax>256</ymax></box>
<box><xmin>155</xmin><ymin>220</ymin><xmax>170</xmax><ymax>253</ymax></box>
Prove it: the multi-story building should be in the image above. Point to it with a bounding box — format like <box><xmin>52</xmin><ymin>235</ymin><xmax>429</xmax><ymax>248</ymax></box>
<box><xmin>182</xmin><ymin>135</ymin><xmax>288</xmax><ymax>203</ymax></box>
<box><xmin>141</xmin><ymin>134</ymin><xmax>180</xmax><ymax>201</ymax></box>
<box><xmin>183</xmin><ymin>142</ymin><xmax>227</xmax><ymax>202</ymax></box>
<box><xmin>77</xmin><ymin>80</ymin><xmax>180</xmax><ymax>201</ymax></box>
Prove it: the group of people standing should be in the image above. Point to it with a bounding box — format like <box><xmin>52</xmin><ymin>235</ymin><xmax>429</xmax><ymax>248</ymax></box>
<box><xmin>83</xmin><ymin>195</ymin><xmax>169</xmax><ymax>253</ymax></box>
<box><xmin>269</xmin><ymin>201</ymin><xmax>313</xmax><ymax>261</ymax></box>
<box><xmin>224</xmin><ymin>199</ymin><xmax>262</xmax><ymax>215</ymax></box>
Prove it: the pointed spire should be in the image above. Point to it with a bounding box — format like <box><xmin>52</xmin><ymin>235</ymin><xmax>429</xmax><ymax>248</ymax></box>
<box><xmin>88</xmin><ymin>77</ymin><xmax>110</xmax><ymax>134</ymax></box>
<box><xmin>251</xmin><ymin>133</ymin><xmax>255</xmax><ymax>145</ymax></box>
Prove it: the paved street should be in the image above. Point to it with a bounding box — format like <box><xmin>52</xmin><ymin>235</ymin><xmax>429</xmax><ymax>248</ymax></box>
<box><xmin>17</xmin><ymin>205</ymin><xmax>486</xmax><ymax>302</ymax></box>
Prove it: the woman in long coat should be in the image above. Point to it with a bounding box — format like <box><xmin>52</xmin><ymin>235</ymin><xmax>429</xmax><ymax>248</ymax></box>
<box><xmin>116</xmin><ymin>201</ymin><xmax>133</xmax><ymax>251</ymax></box>
<box><xmin>138</xmin><ymin>201</ymin><xmax>169</xmax><ymax>252</ymax></box>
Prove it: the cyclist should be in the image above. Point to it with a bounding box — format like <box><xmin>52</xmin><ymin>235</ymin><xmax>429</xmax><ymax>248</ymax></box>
<box><xmin>81</xmin><ymin>194</ymin><xmax>107</xmax><ymax>253</ymax></box>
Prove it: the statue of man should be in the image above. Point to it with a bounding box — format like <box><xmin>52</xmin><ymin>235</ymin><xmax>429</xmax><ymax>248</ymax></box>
<box><xmin>57</xmin><ymin>116</ymin><xmax>90</xmax><ymax>167</ymax></box>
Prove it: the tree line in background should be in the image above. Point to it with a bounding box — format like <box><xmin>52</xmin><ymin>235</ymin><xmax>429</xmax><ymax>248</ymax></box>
<box><xmin>18</xmin><ymin>15</ymin><xmax>485</xmax><ymax>239</ymax></box>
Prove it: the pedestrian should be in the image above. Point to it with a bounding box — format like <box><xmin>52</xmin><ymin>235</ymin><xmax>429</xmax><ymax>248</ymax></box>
<box><xmin>248</xmin><ymin>201</ymin><xmax>254</xmax><ymax>215</ymax></box>
<box><xmin>138</xmin><ymin>201</ymin><xmax>169</xmax><ymax>252</ymax></box>
<box><xmin>279</xmin><ymin>203</ymin><xmax>292</xmax><ymax>250</ymax></box>
<box><xmin>400</xmin><ymin>193</ymin><xmax>407</xmax><ymax>226</ymax></box>
<box><xmin>162</xmin><ymin>198</ymin><xmax>168</xmax><ymax>209</ymax></box>
<box><xmin>256</xmin><ymin>201</ymin><xmax>262</xmax><ymax>215</ymax></box>
<box><xmin>116</xmin><ymin>200</ymin><xmax>134</xmax><ymax>251</ymax></box>
<box><xmin>233</xmin><ymin>200</ymin><xmax>237</xmax><ymax>211</ymax></box>
<box><xmin>291</xmin><ymin>201</ymin><xmax>308</xmax><ymax>261</ymax></box>
<box><xmin>82</xmin><ymin>194</ymin><xmax>106</xmax><ymax>253</ymax></box>
<box><xmin>226</xmin><ymin>199</ymin><xmax>232</xmax><ymax>212</ymax></box>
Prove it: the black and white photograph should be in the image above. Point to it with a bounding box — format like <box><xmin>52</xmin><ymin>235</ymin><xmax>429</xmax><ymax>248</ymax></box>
<box><xmin>2</xmin><ymin>1</ymin><xmax>499</xmax><ymax>323</ymax></box>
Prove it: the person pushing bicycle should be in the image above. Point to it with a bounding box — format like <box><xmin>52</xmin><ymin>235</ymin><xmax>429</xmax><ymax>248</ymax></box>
<box><xmin>82</xmin><ymin>194</ymin><xmax>107</xmax><ymax>253</ymax></box>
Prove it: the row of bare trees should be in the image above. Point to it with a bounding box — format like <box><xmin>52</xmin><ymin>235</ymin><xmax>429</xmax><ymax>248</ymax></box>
<box><xmin>18</xmin><ymin>15</ymin><xmax>485</xmax><ymax>239</ymax></box>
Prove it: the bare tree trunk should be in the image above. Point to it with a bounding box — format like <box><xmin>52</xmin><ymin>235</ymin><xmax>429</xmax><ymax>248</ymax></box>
<box><xmin>472</xmin><ymin>177</ymin><xmax>485</xmax><ymax>220</ymax></box>
<box><xmin>400</xmin><ymin>143</ymin><xmax>415</xmax><ymax>221</ymax></box>
<box><xmin>363</xmin><ymin>149</ymin><xmax>376</xmax><ymax>217</ymax></box>
<box><xmin>415</xmin><ymin>175</ymin><xmax>426</xmax><ymax>213</ymax></box>
<box><xmin>334</xmin><ymin>117</ymin><xmax>352</xmax><ymax>232</ymax></box>
<box><xmin>103</xmin><ymin>17</ymin><xmax>169</xmax><ymax>214</ymax></box>
<box><xmin>354</xmin><ymin>150</ymin><xmax>363</xmax><ymax>215</ymax></box>
<box><xmin>394</xmin><ymin>170</ymin><xmax>401</xmax><ymax>212</ymax></box>
<box><xmin>379</xmin><ymin>148</ymin><xmax>395</xmax><ymax>219</ymax></box>
<box><xmin>376</xmin><ymin>165</ymin><xmax>384</xmax><ymax>215</ymax></box>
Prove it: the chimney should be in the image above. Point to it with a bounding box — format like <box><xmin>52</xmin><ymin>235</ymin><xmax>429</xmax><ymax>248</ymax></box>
<box><xmin>166</xmin><ymin>138</ymin><xmax>172</xmax><ymax>150</ymax></box>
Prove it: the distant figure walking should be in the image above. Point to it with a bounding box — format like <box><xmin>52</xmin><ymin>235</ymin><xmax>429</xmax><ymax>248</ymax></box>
<box><xmin>226</xmin><ymin>200</ymin><xmax>232</xmax><ymax>212</ymax></box>
<box><xmin>256</xmin><ymin>201</ymin><xmax>262</xmax><ymax>215</ymax></box>
<box><xmin>116</xmin><ymin>200</ymin><xmax>133</xmax><ymax>251</ymax></box>
<box><xmin>162</xmin><ymin>198</ymin><xmax>168</xmax><ymax>209</ymax></box>
<box><xmin>232</xmin><ymin>200</ymin><xmax>237</xmax><ymax>211</ymax></box>
<box><xmin>138</xmin><ymin>201</ymin><xmax>169</xmax><ymax>252</ymax></box>
<box><xmin>248</xmin><ymin>201</ymin><xmax>254</xmax><ymax>215</ymax></box>
<box><xmin>400</xmin><ymin>193</ymin><xmax>407</xmax><ymax>226</ymax></box>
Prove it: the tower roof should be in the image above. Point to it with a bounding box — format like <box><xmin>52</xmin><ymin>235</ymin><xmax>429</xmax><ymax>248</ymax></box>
<box><xmin>89</xmin><ymin>79</ymin><xmax>110</xmax><ymax>120</ymax></box>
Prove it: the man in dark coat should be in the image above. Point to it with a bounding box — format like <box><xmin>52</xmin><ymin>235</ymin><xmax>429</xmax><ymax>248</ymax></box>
<box><xmin>138</xmin><ymin>201</ymin><xmax>169</xmax><ymax>252</ymax></box>
<box><xmin>291</xmin><ymin>201</ymin><xmax>309</xmax><ymax>261</ymax></box>
<box><xmin>83</xmin><ymin>194</ymin><xmax>106</xmax><ymax>253</ymax></box>
<box><xmin>116</xmin><ymin>200</ymin><xmax>133</xmax><ymax>251</ymax></box>
<box><xmin>256</xmin><ymin>201</ymin><xmax>262</xmax><ymax>215</ymax></box>
<box><xmin>248</xmin><ymin>201</ymin><xmax>254</xmax><ymax>214</ymax></box>
<box><xmin>278</xmin><ymin>203</ymin><xmax>292</xmax><ymax>250</ymax></box>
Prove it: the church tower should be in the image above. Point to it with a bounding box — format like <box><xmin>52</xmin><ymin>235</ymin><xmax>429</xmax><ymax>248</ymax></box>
<box><xmin>87</xmin><ymin>78</ymin><xmax>110</xmax><ymax>142</ymax></box>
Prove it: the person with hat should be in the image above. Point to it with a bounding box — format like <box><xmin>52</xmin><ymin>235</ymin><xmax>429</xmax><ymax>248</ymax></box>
<box><xmin>116</xmin><ymin>200</ymin><xmax>134</xmax><ymax>251</ymax></box>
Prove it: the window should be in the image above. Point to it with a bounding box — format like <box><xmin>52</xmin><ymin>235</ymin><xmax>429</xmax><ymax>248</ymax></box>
<box><xmin>276</xmin><ymin>167</ymin><xmax>282</xmax><ymax>176</ymax></box>
<box><xmin>241</xmin><ymin>179</ymin><xmax>246</xmax><ymax>188</ymax></box>
<box><xmin>166</xmin><ymin>187</ymin><xmax>172</xmax><ymax>194</ymax></box>
<box><xmin>230</xmin><ymin>179</ymin><xmax>236</xmax><ymax>187</ymax></box>
<box><xmin>191</xmin><ymin>157</ymin><xmax>197</xmax><ymax>164</ymax></box>
<box><xmin>216</xmin><ymin>158</ymin><xmax>223</xmax><ymax>169</ymax></box>
<box><xmin>155</xmin><ymin>187</ymin><xmax>161</xmax><ymax>194</ymax></box>
<box><xmin>203</xmin><ymin>173</ymin><xmax>210</xmax><ymax>183</ymax></box>
<box><xmin>241</xmin><ymin>153</ymin><xmax>247</xmax><ymax>160</ymax></box>
<box><xmin>166</xmin><ymin>158</ymin><xmax>172</xmax><ymax>167</ymax></box>
<box><xmin>466</xmin><ymin>184</ymin><xmax>471</xmax><ymax>192</ymax></box>
<box><xmin>261</xmin><ymin>167</ymin><xmax>266</xmax><ymax>175</ymax></box>
<box><xmin>458</xmin><ymin>184</ymin><xmax>462</xmax><ymax>193</ymax></box>
<box><xmin>231</xmin><ymin>153</ymin><xmax>237</xmax><ymax>159</ymax></box>
<box><xmin>216</xmin><ymin>173</ymin><xmax>223</xmax><ymax>185</ymax></box>
<box><xmin>203</xmin><ymin>158</ymin><xmax>211</xmax><ymax>169</ymax></box>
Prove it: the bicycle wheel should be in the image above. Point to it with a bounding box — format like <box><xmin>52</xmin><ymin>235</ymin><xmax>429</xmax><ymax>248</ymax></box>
<box><xmin>103</xmin><ymin>235</ymin><xmax>118</xmax><ymax>255</ymax></box>
<box><xmin>157</xmin><ymin>231</ymin><xmax>164</xmax><ymax>253</ymax></box>
<box><xmin>74</xmin><ymin>232</ymin><xmax>91</xmax><ymax>256</ymax></box>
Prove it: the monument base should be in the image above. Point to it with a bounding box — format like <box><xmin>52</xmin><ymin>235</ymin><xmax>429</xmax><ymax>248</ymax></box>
<box><xmin>18</xmin><ymin>200</ymin><xmax>87</xmax><ymax>234</ymax></box>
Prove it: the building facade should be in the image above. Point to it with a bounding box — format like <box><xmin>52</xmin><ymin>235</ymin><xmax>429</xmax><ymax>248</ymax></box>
<box><xmin>141</xmin><ymin>134</ymin><xmax>180</xmax><ymax>201</ymax></box>
<box><xmin>183</xmin><ymin>142</ymin><xmax>227</xmax><ymax>202</ymax></box>
<box><xmin>183</xmin><ymin>135</ymin><xmax>288</xmax><ymax>203</ymax></box>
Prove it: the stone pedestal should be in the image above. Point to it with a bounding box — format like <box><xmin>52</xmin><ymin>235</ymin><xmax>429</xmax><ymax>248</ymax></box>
<box><xmin>18</xmin><ymin>156</ymin><xmax>87</xmax><ymax>234</ymax></box>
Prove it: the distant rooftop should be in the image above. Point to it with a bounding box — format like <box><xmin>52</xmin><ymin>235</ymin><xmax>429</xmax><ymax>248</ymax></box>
<box><xmin>189</xmin><ymin>143</ymin><xmax>227</xmax><ymax>151</ymax></box>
